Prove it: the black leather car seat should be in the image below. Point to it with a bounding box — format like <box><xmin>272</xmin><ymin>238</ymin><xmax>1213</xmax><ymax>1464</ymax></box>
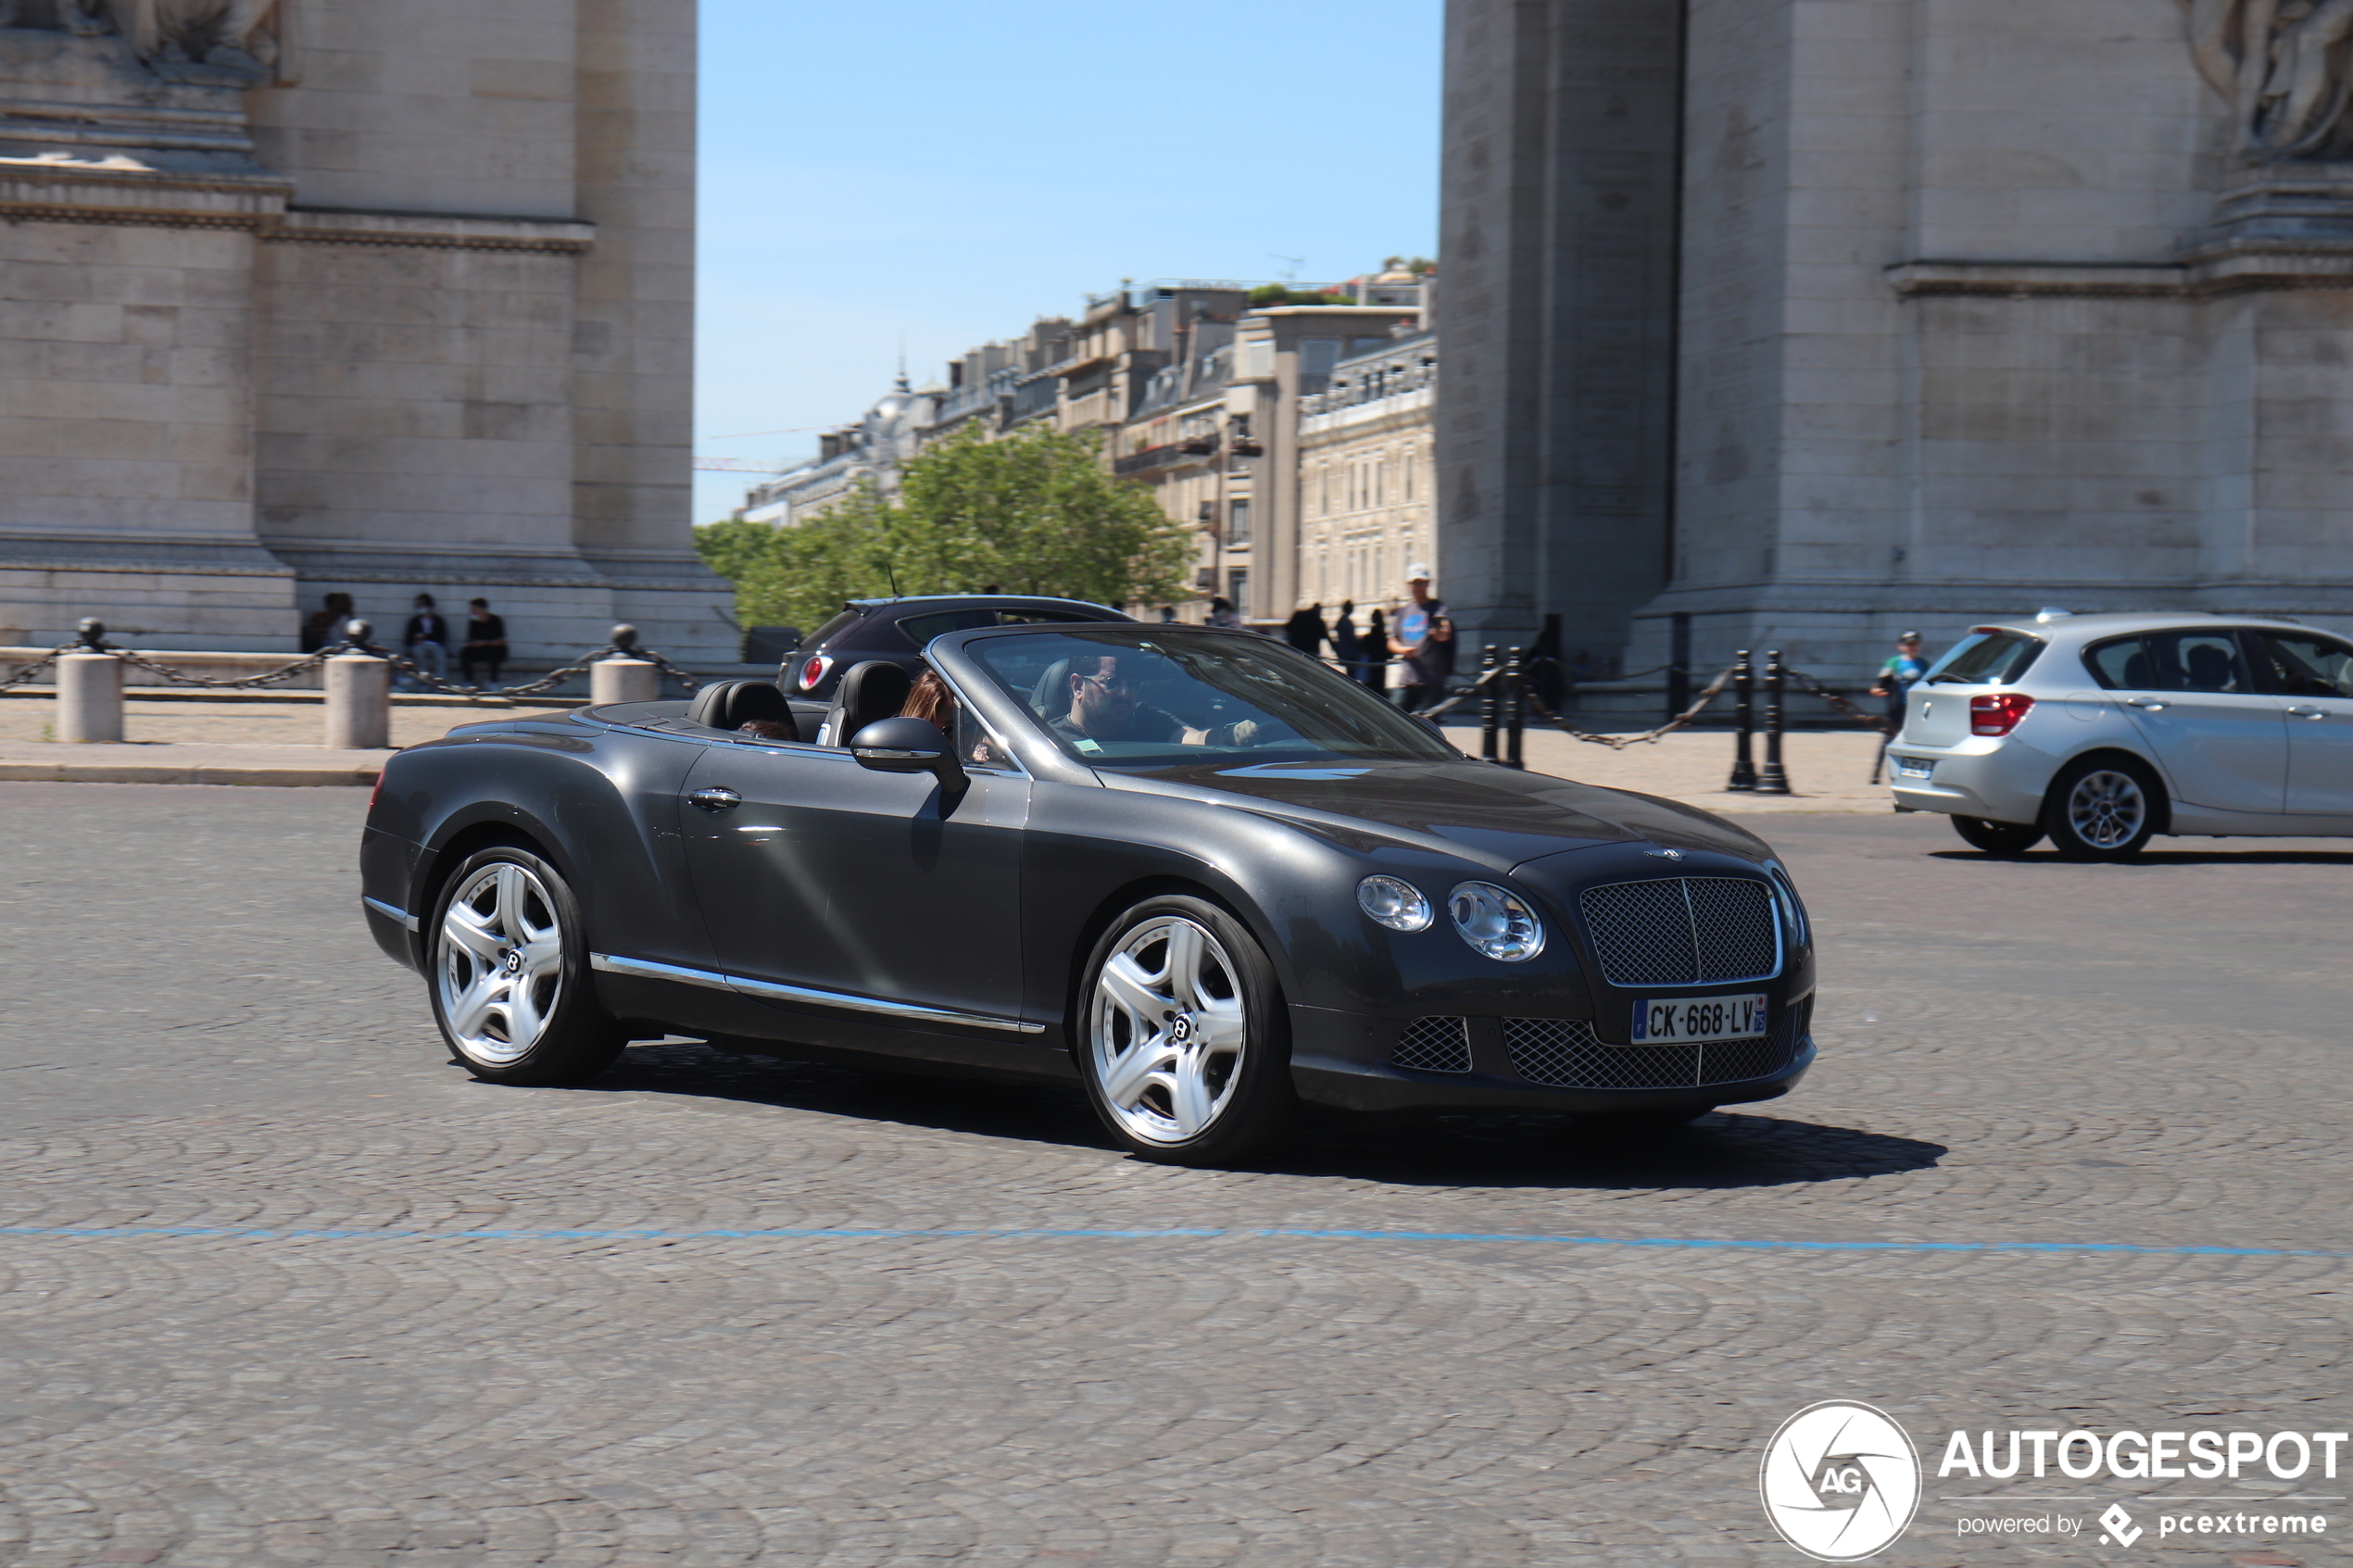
<box><xmin>1028</xmin><ymin>658</ymin><xmax>1074</xmax><ymax>721</ymax></box>
<box><xmin>686</xmin><ymin>679</ymin><xmax>799</xmax><ymax>739</ymax></box>
<box><xmin>819</xmin><ymin>660</ymin><xmax>914</xmax><ymax>746</ymax></box>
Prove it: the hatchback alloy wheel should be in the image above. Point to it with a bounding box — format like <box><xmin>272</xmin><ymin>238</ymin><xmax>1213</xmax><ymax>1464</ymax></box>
<box><xmin>2065</xmin><ymin>769</ymin><xmax>2145</xmax><ymax>850</ymax></box>
<box><xmin>2043</xmin><ymin>758</ymin><xmax>2161</xmax><ymax>859</ymax></box>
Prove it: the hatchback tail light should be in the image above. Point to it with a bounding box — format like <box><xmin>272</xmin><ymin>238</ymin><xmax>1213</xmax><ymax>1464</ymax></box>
<box><xmin>797</xmin><ymin>652</ymin><xmax>833</xmax><ymax>692</ymax></box>
<box><xmin>1969</xmin><ymin>693</ymin><xmax>2034</xmax><ymax>736</ymax></box>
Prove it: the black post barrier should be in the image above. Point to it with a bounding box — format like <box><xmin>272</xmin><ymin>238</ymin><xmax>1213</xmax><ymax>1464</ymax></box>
<box><xmin>1503</xmin><ymin>646</ymin><xmax>1525</xmax><ymax>769</ymax></box>
<box><xmin>1478</xmin><ymin>645</ymin><xmax>1499</xmax><ymax>761</ymax></box>
<box><xmin>1728</xmin><ymin>649</ymin><xmax>1757</xmax><ymax>790</ymax></box>
<box><xmin>1667</xmin><ymin>611</ymin><xmax>1692</xmax><ymax>723</ymax></box>
<box><xmin>1756</xmin><ymin>648</ymin><xmax>1791</xmax><ymax>795</ymax></box>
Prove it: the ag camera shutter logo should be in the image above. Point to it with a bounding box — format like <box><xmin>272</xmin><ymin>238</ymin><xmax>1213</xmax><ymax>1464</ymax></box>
<box><xmin>1759</xmin><ymin>1401</ymin><xmax>1922</xmax><ymax>1561</ymax></box>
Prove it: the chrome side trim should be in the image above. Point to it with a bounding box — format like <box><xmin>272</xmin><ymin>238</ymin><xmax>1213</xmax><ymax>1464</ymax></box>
<box><xmin>588</xmin><ymin>952</ymin><xmax>1046</xmax><ymax>1035</ymax></box>
<box><xmin>362</xmin><ymin>896</ymin><xmax>420</xmax><ymax>932</ymax></box>
<box><xmin>589</xmin><ymin>953</ymin><xmax>736</xmax><ymax>992</ymax></box>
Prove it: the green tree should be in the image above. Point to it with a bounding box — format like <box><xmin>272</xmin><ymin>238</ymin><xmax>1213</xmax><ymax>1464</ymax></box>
<box><xmin>697</xmin><ymin>423</ymin><xmax>1193</xmax><ymax>632</ymax></box>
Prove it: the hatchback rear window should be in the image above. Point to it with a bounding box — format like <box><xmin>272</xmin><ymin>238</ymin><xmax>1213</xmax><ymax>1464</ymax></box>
<box><xmin>1921</xmin><ymin>631</ymin><xmax>2043</xmax><ymax>685</ymax></box>
<box><xmin>800</xmin><ymin>609</ymin><xmax>861</xmax><ymax>650</ymax></box>
<box><xmin>897</xmin><ymin>608</ymin><xmax>1108</xmax><ymax>646</ymax></box>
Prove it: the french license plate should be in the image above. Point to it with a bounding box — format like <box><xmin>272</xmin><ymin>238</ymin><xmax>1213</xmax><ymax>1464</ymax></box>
<box><xmin>1629</xmin><ymin>994</ymin><xmax>1768</xmax><ymax>1045</ymax></box>
<box><xmin>1893</xmin><ymin>756</ymin><xmax>1933</xmax><ymax>780</ymax></box>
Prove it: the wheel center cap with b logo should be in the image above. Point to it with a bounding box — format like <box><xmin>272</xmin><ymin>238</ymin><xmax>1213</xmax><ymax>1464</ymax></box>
<box><xmin>1168</xmin><ymin>1013</ymin><xmax>1196</xmax><ymax>1044</ymax></box>
<box><xmin>502</xmin><ymin>949</ymin><xmax>524</xmax><ymax>976</ymax></box>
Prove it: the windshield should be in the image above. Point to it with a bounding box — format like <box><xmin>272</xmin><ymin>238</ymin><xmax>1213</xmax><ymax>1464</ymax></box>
<box><xmin>1922</xmin><ymin>630</ymin><xmax>2044</xmax><ymax>685</ymax></box>
<box><xmin>965</xmin><ymin>628</ymin><xmax>1463</xmax><ymax>769</ymax></box>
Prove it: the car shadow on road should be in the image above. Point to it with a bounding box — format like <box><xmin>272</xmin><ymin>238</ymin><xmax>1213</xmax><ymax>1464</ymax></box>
<box><xmin>1274</xmin><ymin>1110</ymin><xmax>1946</xmax><ymax>1192</ymax></box>
<box><xmin>1931</xmin><ymin>848</ymin><xmax>2353</xmax><ymax>866</ymax></box>
<box><xmin>568</xmin><ymin>1040</ymin><xmax>1944</xmax><ymax>1192</ymax></box>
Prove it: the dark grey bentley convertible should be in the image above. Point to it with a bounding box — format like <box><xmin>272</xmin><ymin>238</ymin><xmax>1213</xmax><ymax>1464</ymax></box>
<box><xmin>361</xmin><ymin>623</ymin><xmax>1816</xmax><ymax>1164</ymax></box>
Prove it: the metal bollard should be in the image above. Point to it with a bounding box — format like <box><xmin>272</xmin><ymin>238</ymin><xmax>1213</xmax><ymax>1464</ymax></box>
<box><xmin>591</xmin><ymin>658</ymin><xmax>659</xmax><ymax>705</ymax></box>
<box><xmin>1478</xmin><ymin>645</ymin><xmax>1499</xmax><ymax>762</ymax></box>
<box><xmin>1756</xmin><ymin>648</ymin><xmax>1791</xmax><ymax>796</ymax></box>
<box><xmin>1727</xmin><ymin>649</ymin><xmax>1757</xmax><ymax>790</ymax></box>
<box><xmin>325</xmin><ymin>625</ymin><xmax>391</xmax><ymax>750</ymax></box>
<box><xmin>1503</xmin><ymin>646</ymin><xmax>1525</xmax><ymax>770</ymax></box>
<box><xmin>56</xmin><ymin>651</ymin><xmax>124</xmax><ymax>743</ymax></box>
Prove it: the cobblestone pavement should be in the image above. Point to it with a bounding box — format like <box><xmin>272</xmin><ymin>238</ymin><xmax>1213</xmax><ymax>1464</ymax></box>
<box><xmin>2</xmin><ymin>784</ymin><xmax>2347</xmax><ymax>1567</ymax></box>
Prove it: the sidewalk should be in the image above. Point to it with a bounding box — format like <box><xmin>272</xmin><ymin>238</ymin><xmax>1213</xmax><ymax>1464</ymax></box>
<box><xmin>0</xmin><ymin>696</ymin><xmax>1902</xmax><ymax>812</ymax></box>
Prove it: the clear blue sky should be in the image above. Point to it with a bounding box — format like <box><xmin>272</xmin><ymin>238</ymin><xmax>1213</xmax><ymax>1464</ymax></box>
<box><xmin>693</xmin><ymin>0</ymin><xmax>1442</xmax><ymax>522</ymax></box>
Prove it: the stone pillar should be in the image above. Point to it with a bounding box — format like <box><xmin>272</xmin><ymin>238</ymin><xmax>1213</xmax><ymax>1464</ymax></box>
<box><xmin>324</xmin><ymin>654</ymin><xmax>392</xmax><ymax>751</ymax></box>
<box><xmin>55</xmin><ymin>654</ymin><xmax>124</xmax><ymax>744</ymax></box>
<box><xmin>1436</xmin><ymin>0</ymin><xmax>1684</xmax><ymax>659</ymax></box>
<box><xmin>590</xmin><ymin>658</ymin><xmax>659</xmax><ymax>705</ymax></box>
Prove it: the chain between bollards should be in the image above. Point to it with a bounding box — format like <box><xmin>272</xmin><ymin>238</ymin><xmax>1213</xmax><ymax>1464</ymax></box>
<box><xmin>1755</xmin><ymin>649</ymin><xmax>1792</xmax><ymax>795</ymax></box>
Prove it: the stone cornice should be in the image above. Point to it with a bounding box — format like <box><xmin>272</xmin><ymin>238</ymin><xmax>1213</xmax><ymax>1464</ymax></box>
<box><xmin>1889</xmin><ymin>242</ymin><xmax>2353</xmax><ymax>299</ymax></box>
<box><xmin>0</xmin><ymin>159</ymin><xmax>594</xmax><ymax>251</ymax></box>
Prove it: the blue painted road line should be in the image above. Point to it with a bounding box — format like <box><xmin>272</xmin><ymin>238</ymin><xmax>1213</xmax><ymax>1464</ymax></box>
<box><xmin>0</xmin><ymin>1223</ymin><xmax>2341</xmax><ymax>1259</ymax></box>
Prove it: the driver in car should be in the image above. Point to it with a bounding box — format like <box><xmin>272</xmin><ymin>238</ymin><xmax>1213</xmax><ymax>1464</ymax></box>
<box><xmin>1051</xmin><ymin>653</ymin><xmax>1260</xmax><ymax>748</ymax></box>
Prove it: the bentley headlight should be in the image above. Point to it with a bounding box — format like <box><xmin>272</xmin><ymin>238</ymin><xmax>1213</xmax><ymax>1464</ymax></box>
<box><xmin>1357</xmin><ymin>874</ymin><xmax>1433</xmax><ymax>932</ymax></box>
<box><xmin>1770</xmin><ymin>867</ymin><xmax>1809</xmax><ymax>947</ymax></box>
<box><xmin>1448</xmin><ymin>881</ymin><xmax>1544</xmax><ymax>961</ymax></box>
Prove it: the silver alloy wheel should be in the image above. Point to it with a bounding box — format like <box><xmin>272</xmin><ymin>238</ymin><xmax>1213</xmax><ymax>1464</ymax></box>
<box><xmin>435</xmin><ymin>861</ymin><xmax>566</xmax><ymax>1065</ymax></box>
<box><xmin>2065</xmin><ymin>768</ymin><xmax>2146</xmax><ymax>850</ymax></box>
<box><xmin>1088</xmin><ymin>915</ymin><xmax>1248</xmax><ymax>1146</ymax></box>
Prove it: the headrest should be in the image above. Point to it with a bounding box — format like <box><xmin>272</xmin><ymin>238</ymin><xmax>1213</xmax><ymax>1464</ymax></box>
<box><xmin>686</xmin><ymin>679</ymin><xmax>798</xmax><ymax>738</ymax></box>
<box><xmin>824</xmin><ymin>660</ymin><xmax>914</xmax><ymax>744</ymax></box>
<box><xmin>1029</xmin><ymin>658</ymin><xmax>1074</xmax><ymax>719</ymax></box>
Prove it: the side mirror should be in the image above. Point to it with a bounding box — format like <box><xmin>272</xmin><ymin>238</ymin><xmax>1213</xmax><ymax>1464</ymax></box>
<box><xmin>849</xmin><ymin>716</ymin><xmax>967</xmax><ymax>801</ymax></box>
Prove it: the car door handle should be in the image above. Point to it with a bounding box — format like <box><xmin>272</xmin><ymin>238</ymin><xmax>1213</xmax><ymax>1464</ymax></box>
<box><xmin>2286</xmin><ymin>705</ymin><xmax>2328</xmax><ymax>718</ymax></box>
<box><xmin>2121</xmin><ymin>696</ymin><xmax>2169</xmax><ymax>711</ymax></box>
<box><xmin>687</xmin><ymin>786</ymin><xmax>742</xmax><ymax>813</ymax></box>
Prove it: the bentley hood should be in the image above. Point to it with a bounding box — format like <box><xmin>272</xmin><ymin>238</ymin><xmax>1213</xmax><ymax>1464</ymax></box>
<box><xmin>1105</xmin><ymin>759</ymin><xmax>1770</xmax><ymax>871</ymax></box>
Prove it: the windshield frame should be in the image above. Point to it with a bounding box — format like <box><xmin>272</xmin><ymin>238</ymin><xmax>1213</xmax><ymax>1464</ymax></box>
<box><xmin>924</xmin><ymin>622</ymin><xmax>1466</xmax><ymax>777</ymax></box>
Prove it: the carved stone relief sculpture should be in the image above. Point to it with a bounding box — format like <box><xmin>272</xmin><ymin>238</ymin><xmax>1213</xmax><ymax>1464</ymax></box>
<box><xmin>0</xmin><ymin>0</ymin><xmax>280</xmax><ymax>78</ymax></box>
<box><xmin>2188</xmin><ymin>0</ymin><xmax>2353</xmax><ymax>159</ymax></box>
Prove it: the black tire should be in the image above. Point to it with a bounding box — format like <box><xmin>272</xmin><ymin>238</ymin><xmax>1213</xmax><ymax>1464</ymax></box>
<box><xmin>2041</xmin><ymin>757</ymin><xmax>2162</xmax><ymax>860</ymax></box>
<box><xmin>1950</xmin><ymin>815</ymin><xmax>2045</xmax><ymax>856</ymax></box>
<box><xmin>1074</xmin><ymin>894</ymin><xmax>1296</xmax><ymax>1166</ymax></box>
<box><xmin>426</xmin><ymin>846</ymin><xmax>625</xmax><ymax>1085</ymax></box>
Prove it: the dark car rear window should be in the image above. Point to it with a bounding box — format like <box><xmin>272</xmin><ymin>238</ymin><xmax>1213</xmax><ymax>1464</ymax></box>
<box><xmin>1921</xmin><ymin>631</ymin><xmax>2044</xmax><ymax>686</ymax></box>
<box><xmin>799</xmin><ymin>609</ymin><xmax>861</xmax><ymax>649</ymax></box>
<box><xmin>897</xmin><ymin>608</ymin><xmax>1109</xmax><ymax>646</ymax></box>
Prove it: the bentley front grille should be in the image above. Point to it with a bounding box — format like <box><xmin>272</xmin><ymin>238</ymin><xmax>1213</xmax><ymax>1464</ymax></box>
<box><xmin>1504</xmin><ymin>998</ymin><xmax>1811</xmax><ymax>1090</ymax></box>
<box><xmin>1578</xmin><ymin>876</ymin><xmax>1780</xmax><ymax>987</ymax></box>
<box><xmin>1390</xmin><ymin>1016</ymin><xmax>1472</xmax><ymax>1073</ymax></box>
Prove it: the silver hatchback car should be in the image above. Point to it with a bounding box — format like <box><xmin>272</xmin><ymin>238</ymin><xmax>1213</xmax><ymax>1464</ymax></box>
<box><xmin>1886</xmin><ymin>610</ymin><xmax>2353</xmax><ymax>858</ymax></box>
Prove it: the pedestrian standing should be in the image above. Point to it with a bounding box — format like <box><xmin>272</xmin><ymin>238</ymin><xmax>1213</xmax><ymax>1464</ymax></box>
<box><xmin>1388</xmin><ymin>565</ymin><xmax>1455</xmax><ymax>711</ymax></box>
<box><xmin>459</xmin><ymin>596</ymin><xmax>508</xmax><ymax>685</ymax></box>
<box><xmin>1360</xmin><ymin>607</ymin><xmax>1390</xmax><ymax>691</ymax></box>
<box><xmin>1331</xmin><ymin>599</ymin><xmax>1363</xmax><ymax>679</ymax></box>
<box><xmin>1868</xmin><ymin>630</ymin><xmax>1930</xmax><ymax>783</ymax></box>
<box><xmin>300</xmin><ymin>591</ymin><xmax>354</xmax><ymax>653</ymax></box>
<box><xmin>1283</xmin><ymin>602</ymin><xmax>1330</xmax><ymax>659</ymax></box>
<box><xmin>402</xmin><ymin>593</ymin><xmax>450</xmax><ymax>685</ymax></box>
<box><xmin>1207</xmin><ymin>596</ymin><xmax>1243</xmax><ymax>630</ymax></box>
<box><xmin>1158</xmin><ymin>605</ymin><xmax>1178</xmax><ymax>624</ymax></box>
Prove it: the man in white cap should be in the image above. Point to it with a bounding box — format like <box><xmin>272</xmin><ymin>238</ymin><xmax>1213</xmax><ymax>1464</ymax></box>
<box><xmin>1388</xmin><ymin>563</ymin><xmax>1454</xmax><ymax>710</ymax></box>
